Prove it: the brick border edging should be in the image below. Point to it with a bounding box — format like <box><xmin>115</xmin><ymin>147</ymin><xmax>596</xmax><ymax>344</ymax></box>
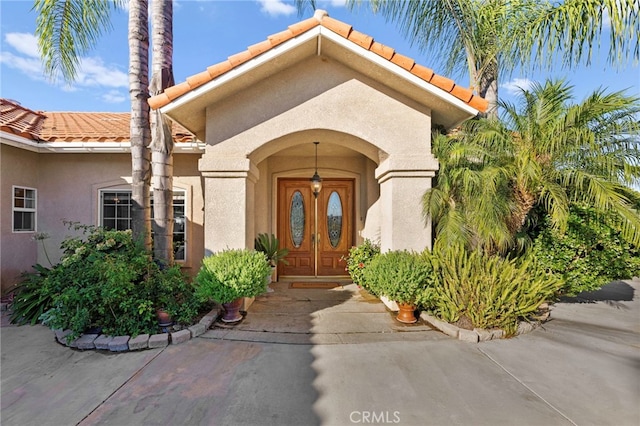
<box><xmin>420</xmin><ymin>312</ymin><xmax>543</xmax><ymax>343</ymax></box>
<box><xmin>53</xmin><ymin>306</ymin><xmax>222</xmax><ymax>352</ymax></box>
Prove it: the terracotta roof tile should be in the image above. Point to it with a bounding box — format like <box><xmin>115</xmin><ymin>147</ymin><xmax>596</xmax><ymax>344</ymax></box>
<box><xmin>429</xmin><ymin>74</ymin><xmax>455</xmax><ymax>92</ymax></box>
<box><xmin>186</xmin><ymin>70</ymin><xmax>213</xmax><ymax>89</ymax></box>
<box><xmin>467</xmin><ymin>95</ymin><xmax>489</xmax><ymax>112</ymax></box>
<box><xmin>370</xmin><ymin>41</ymin><xmax>395</xmax><ymax>60</ymax></box>
<box><xmin>227</xmin><ymin>50</ymin><xmax>253</xmax><ymax>68</ymax></box>
<box><xmin>267</xmin><ymin>29</ymin><xmax>295</xmax><ymax>47</ymax></box>
<box><xmin>248</xmin><ymin>39</ymin><xmax>273</xmax><ymax>56</ymax></box>
<box><xmin>449</xmin><ymin>84</ymin><xmax>474</xmax><ymax>103</ymax></box>
<box><xmin>1</xmin><ymin>99</ymin><xmax>195</xmax><ymax>143</ymax></box>
<box><xmin>321</xmin><ymin>16</ymin><xmax>352</xmax><ymax>38</ymax></box>
<box><xmin>164</xmin><ymin>81</ymin><xmax>191</xmax><ymax>102</ymax></box>
<box><xmin>390</xmin><ymin>52</ymin><xmax>415</xmax><ymax>72</ymax></box>
<box><xmin>287</xmin><ymin>17</ymin><xmax>320</xmax><ymax>36</ymax></box>
<box><xmin>411</xmin><ymin>63</ymin><xmax>435</xmax><ymax>82</ymax></box>
<box><xmin>347</xmin><ymin>30</ymin><xmax>374</xmax><ymax>50</ymax></box>
<box><xmin>148</xmin><ymin>93</ymin><xmax>170</xmax><ymax>110</ymax></box>
<box><xmin>147</xmin><ymin>10</ymin><xmax>488</xmax><ymax>113</ymax></box>
<box><xmin>0</xmin><ymin>98</ymin><xmax>46</xmax><ymax>140</ymax></box>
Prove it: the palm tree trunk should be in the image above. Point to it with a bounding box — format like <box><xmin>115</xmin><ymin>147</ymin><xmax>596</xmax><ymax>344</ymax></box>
<box><xmin>508</xmin><ymin>185</ymin><xmax>536</xmax><ymax>235</ymax></box>
<box><xmin>478</xmin><ymin>60</ymin><xmax>498</xmax><ymax>119</ymax></box>
<box><xmin>128</xmin><ymin>0</ymin><xmax>151</xmax><ymax>250</ymax></box>
<box><xmin>150</xmin><ymin>0</ymin><xmax>174</xmax><ymax>266</ymax></box>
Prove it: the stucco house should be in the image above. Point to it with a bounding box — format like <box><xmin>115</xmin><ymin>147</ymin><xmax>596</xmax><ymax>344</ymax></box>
<box><xmin>1</xmin><ymin>10</ymin><xmax>486</xmax><ymax>294</ymax></box>
<box><xmin>0</xmin><ymin>99</ymin><xmax>205</xmax><ymax>294</ymax></box>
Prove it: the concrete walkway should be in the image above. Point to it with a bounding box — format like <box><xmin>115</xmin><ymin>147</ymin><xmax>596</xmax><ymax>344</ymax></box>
<box><xmin>203</xmin><ymin>281</ymin><xmax>442</xmax><ymax>344</ymax></box>
<box><xmin>1</xmin><ymin>279</ymin><xmax>639</xmax><ymax>426</ymax></box>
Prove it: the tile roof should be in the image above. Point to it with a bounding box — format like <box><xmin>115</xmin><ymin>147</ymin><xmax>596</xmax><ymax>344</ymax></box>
<box><xmin>0</xmin><ymin>98</ymin><xmax>46</xmax><ymax>140</ymax></box>
<box><xmin>148</xmin><ymin>9</ymin><xmax>488</xmax><ymax>113</ymax></box>
<box><xmin>1</xmin><ymin>98</ymin><xmax>195</xmax><ymax>143</ymax></box>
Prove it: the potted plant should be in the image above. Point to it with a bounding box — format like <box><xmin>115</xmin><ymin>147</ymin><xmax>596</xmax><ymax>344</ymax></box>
<box><xmin>254</xmin><ymin>233</ymin><xmax>289</xmax><ymax>286</ymax></box>
<box><xmin>363</xmin><ymin>250</ymin><xmax>435</xmax><ymax>323</ymax></box>
<box><xmin>195</xmin><ymin>249</ymin><xmax>271</xmax><ymax>323</ymax></box>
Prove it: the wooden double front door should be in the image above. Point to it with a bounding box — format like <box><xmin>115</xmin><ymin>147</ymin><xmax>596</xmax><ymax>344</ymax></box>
<box><xmin>277</xmin><ymin>178</ymin><xmax>354</xmax><ymax>276</ymax></box>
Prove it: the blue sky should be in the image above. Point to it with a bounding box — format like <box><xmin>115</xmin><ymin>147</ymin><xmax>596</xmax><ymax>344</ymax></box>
<box><xmin>1</xmin><ymin>0</ymin><xmax>638</xmax><ymax>113</ymax></box>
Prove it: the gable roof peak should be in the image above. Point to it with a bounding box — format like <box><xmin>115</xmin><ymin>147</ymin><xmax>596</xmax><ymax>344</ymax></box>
<box><xmin>148</xmin><ymin>11</ymin><xmax>487</xmax><ymax>115</ymax></box>
<box><xmin>313</xmin><ymin>9</ymin><xmax>329</xmax><ymax>22</ymax></box>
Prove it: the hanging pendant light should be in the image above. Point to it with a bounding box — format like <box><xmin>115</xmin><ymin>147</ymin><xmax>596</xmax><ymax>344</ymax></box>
<box><xmin>310</xmin><ymin>141</ymin><xmax>322</xmax><ymax>198</ymax></box>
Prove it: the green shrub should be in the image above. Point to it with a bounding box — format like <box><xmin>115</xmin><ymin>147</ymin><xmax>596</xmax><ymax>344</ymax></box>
<box><xmin>343</xmin><ymin>240</ymin><xmax>380</xmax><ymax>292</ymax></box>
<box><xmin>531</xmin><ymin>204</ymin><xmax>640</xmax><ymax>296</ymax></box>
<box><xmin>148</xmin><ymin>265</ymin><xmax>208</xmax><ymax>326</ymax></box>
<box><xmin>9</xmin><ymin>264</ymin><xmax>53</xmax><ymax>325</ymax></box>
<box><xmin>429</xmin><ymin>245</ymin><xmax>563</xmax><ymax>335</ymax></box>
<box><xmin>363</xmin><ymin>250</ymin><xmax>435</xmax><ymax>306</ymax></box>
<box><xmin>32</xmin><ymin>223</ymin><xmax>204</xmax><ymax>340</ymax></box>
<box><xmin>195</xmin><ymin>249</ymin><xmax>271</xmax><ymax>304</ymax></box>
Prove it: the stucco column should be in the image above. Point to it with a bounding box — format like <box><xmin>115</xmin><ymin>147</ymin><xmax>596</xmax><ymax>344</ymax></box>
<box><xmin>199</xmin><ymin>155</ymin><xmax>258</xmax><ymax>255</ymax></box>
<box><xmin>375</xmin><ymin>155</ymin><xmax>438</xmax><ymax>252</ymax></box>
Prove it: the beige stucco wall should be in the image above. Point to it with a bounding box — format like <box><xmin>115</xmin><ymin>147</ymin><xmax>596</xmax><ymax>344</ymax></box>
<box><xmin>204</xmin><ymin>57</ymin><xmax>433</xmax><ymax>160</ymax></box>
<box><xmin>0</xmin><ymin>144</ymin><xmax>205</xmax><ymax>293</ymax></box>
<box><xmin>1</xmin><ymin>144</ymin><xmax>39</xmax><ymax>293</ymax></box>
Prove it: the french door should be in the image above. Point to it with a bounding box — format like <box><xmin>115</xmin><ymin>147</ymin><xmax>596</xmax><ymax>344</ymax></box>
<box><xmin>278</xmin><ymin>178</ymin><xmax>354</xmax><ymax>276</ymax></box>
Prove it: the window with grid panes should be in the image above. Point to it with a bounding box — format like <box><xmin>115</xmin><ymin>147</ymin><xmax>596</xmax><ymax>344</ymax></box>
<box><xmin>13</xmin><ymin>186</ymin><xmax>37</xmax><ymax>232</ymax></box>
<box><xmin>100</xmin><ymin>190</ymin><xmax>186</xmax><ymax>261</ymax></box>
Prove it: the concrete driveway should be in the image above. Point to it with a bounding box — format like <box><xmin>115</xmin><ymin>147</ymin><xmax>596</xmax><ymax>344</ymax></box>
<box><xmin>1</xmin><ymin>279</ymin><xmax>638</xmax><ymax>426</ymax></box>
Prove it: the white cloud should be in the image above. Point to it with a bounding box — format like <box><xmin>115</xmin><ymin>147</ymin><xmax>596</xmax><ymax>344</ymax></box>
<box><xmin>258</xmin><ymin>0</ymin><xmax>296</xmax><ymax>17</ymax></box>
<box><xmin>2</xmin><ymin>31</ymin><xmax>127</xmax><ymax>100</ymax></box>
<box><xmin>0</xmin><ymin>33</ymin><xmax>129</xmax><ymax>88</ymax></box>
<box><xmin>75</xmin><ymin>57</ymin><xmax>128</xmax><ymax>88</ymax></box>
<box><xmin>102</xmin><ymin>90</ymin><xmax>127</xmax><ymax>104</ymax></box>
<box><xmin>0</xmin><ymin>51</ymin><xmax>46</xmax><ymax>81</ymax></box>
<box><xmin>500</xmin><ymin>78</ymin><xmax>535</xmax><ymax>95</ymax></box>
<box><xmin>5</xmin><ymin>32</ymin><xmax>40</xmax><ymax>58</ymax></box>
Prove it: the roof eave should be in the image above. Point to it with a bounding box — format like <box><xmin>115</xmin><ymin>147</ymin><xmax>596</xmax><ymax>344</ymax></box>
<box><xmin>1</xmin><ymin>134</ymin><xmax>204</xmax><ymax>153</ymax></box>
<box><xmin>160</xmin><ymin>26</ymin><xmax>481</xmax><ymax>136</ymax></box>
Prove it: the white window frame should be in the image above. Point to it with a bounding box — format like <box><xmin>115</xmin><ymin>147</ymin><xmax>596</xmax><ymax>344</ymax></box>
<box><xmin>99</xmin><ymin>190</ymin><xmax>133</xmax><ymax>231</ymax></box>
<box><xmin>12</xmin><ymin>185</ymin><xmax>37</xmax><ymax>233</ymax></box>
<box><xmin>98</xmin><ymin>188</ymin><xmax>187</xmax><ymax>263</ymax></box>
<box><xmin>168</xmin><ymin>189</ymin><xmax>187</xmax><ymax>263</ymax></box>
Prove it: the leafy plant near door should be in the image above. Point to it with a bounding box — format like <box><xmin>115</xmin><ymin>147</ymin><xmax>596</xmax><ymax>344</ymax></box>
<box><xmin>343</xmin><ymin>239</ymin><xmax>380</xmax><ymax>293</ymax></box>
<box><xmin>195</xmin><ymin>249</ymin><xmax>271</xmax><ymax>322</ymax></box>
<box><xmin>363</xmin><ymin>250</ymin><xmax>436</xmax><ymax>323</ymax></box>
<box><xmin>254</xmin><ymin>233</ymin><xmax>289</xmax><ymax>267</ymax></box>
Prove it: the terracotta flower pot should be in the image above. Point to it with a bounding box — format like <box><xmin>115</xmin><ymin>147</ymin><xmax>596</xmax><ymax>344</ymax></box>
<box><xmin>221</xmin><ymin>298</ymin><xmax>244</xmax><ymax>323</ymax></box>
<box><xmin>396</xmin><ymin>303</ymin><xmax>417</xmax><ymax>324</ymax></box>
<box><xmin>156</xmin><ymin>309</ymin><xmax>173</xmax><ymax>327</ymax></box>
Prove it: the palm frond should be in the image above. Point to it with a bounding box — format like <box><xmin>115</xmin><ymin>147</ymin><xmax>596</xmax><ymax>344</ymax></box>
<box><xmin>527</xmin><ymin>0</ymin><xmax>640</xmax><ymax>69</ymax></box>
<box><xmin>33</xmin><ymin>0</ymin><xmax>124</xmax><ymax>82</ymax></box>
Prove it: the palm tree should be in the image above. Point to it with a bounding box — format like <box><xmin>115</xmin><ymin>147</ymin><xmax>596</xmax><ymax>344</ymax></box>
<box><xmin>34</xmin><ymin>0</ymin><xmax>176</xmax><ymax>264</ymax></box>
<box><xmin>34</xmin><ymin>0</ymin><xmax>152</xmax><ymax>250</ymax></box>
<box><xmin>297</xmin><ymin>1</ymin><xmax>639</xmax><ymax>117</ymax></box>
<box><xmin>129</xmin><ymin>0</ymin><xmax>152</xmax><ymax>251</ymax></box>
<box><xmin>149</xmin><ymin>0</ymin><xmax>175</xmax><ymax>266</ymax></box>
<box><xmin>424</xmin><ymin>79</ymin><xmax>640</xmax><ymax>253</ymax></box>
